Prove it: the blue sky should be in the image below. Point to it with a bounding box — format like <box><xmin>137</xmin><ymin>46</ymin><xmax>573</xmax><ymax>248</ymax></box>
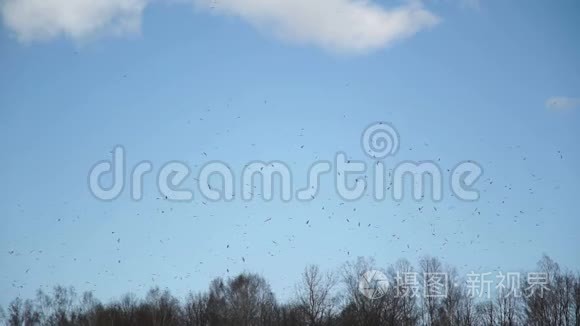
<box><xmin>0</xmin><ymin>0</ymin><xmax>579</xmax><ymax>306</ymax></box>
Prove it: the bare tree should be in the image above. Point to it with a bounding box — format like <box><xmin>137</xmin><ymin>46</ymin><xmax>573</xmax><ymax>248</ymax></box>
<box><xmin>208</xmin><ymin>273</ymin><xmax>277</xmax><ymax>326</ymax></box>
<box><xmin>0</xmin><ymin>305</ymin><xmax>5</xmax><ymax>324</ymax></box>
<box><xmin>183</xmin><ymin>292</ymin><xmax>209</xmax><ymax>326</ymax></box>
<box><xmin>1</xmin><ymin>256</ymin><xmax>578</xmax><ymax>326</ymax></box>
<box><xmin>144</xmin><ymin>287</ymin><xmax>181</xmax><ymax>326</ymax></box>
<box><xmin>6</xmin><ymin>298</ymin><xmax>23</xmax><ymax>326</ymax></box>
<box><xmin>495</xmin><ymin>288</ymin><xmax>521</xmax><ymax>326</ymax></box>
<box><xmin>419</xmin><ymin>256</ymin><xmax>443</xmax><ymax>326</ymax></box>
<box><xmin>573</xmin><ymin>274</ymin><xmax>580</xmax><ymax>326</ymax></box>
<box><xmin>387</xmin><ymin>259</ymin><xmax>421</xmax><ymax>326</ymax></box>
<box><xmin>295</xmin><ymin>265</ymin><xmax>337</xmax><ymax>326</ymax></box>
<box><xmin>475</xmin><ymin>300</ymin><xmax>496</xmax><ymax>326</ymax></box>
<box><xmin>437</xmin><ymin>267</ymin><xmax>465</xmax><ymax>326</ymax></box>
<box><xmin>340</xmin><ymin>257</ymin><xmax>401</xmax><ymax>326</ymax></box>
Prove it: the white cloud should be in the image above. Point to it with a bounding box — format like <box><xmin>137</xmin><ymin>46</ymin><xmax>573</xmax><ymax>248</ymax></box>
<box><xmin>545</xmin><ymin>96</ymin><xmax>580</xmax><ymax>111</ymax></box>
<box><xmin>195</xmin><ymin>0</ymin><xmax>440</xmax><ymax>53</ymax></box>
<box><xmin>0</xmin><ymin>0</ymin><xmax>439</xmax><ymax>53</ymax></box>
<box><xmin>0</xmin><ymin>0</ymin><xmax>148</xmax><ymax>42</ymax></box>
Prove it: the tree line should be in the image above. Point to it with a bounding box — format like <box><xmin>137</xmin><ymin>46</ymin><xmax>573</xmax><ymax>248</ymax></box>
<box><xmin>1</xmin><ymin>255</ymin><xmax>579</xmax><ymax>326</ymax></box>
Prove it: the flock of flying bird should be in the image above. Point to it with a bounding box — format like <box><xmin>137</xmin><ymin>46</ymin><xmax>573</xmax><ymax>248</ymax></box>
<box><xmin>2</xmin><ymin>104</ymin><xmax>568</xmax><ymax>302</ymax></box>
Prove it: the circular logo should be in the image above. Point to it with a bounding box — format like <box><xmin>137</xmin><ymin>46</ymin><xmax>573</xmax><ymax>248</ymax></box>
<box><xmin>358</xmin><ymin>270</ymin><xmax>390</xmax><ymax>300</ymax></box>
<box><xmin>361</xmin><ymin>122</ymin><xmax>400</xmax><ymax>159</ymax></box>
